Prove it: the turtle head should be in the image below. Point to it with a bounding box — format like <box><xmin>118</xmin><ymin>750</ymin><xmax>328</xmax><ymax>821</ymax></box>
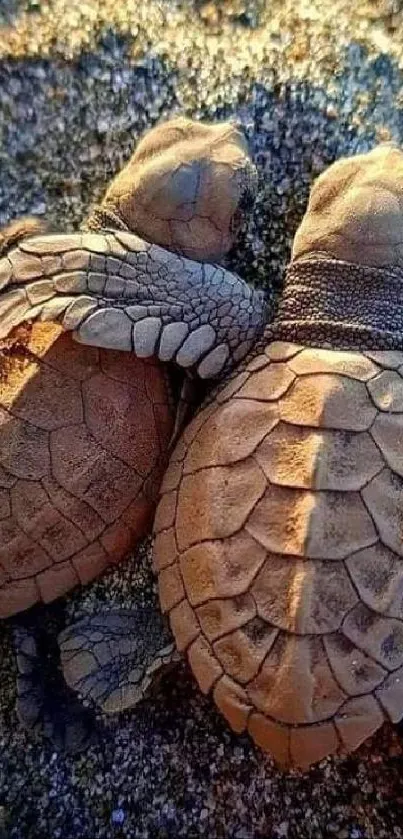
<box><xmin>292</xmin><ymin>143</ymin><xmax>403</xmax><ymax>269</ymax></box>
<box><xmin>93</xmin><ymin>117</ymin><xmax>257</xmax><ymax>262</ymax></box>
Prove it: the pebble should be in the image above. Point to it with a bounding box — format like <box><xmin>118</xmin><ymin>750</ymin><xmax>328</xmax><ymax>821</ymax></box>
<box><xmin>111</xmin><ymin>808</ymin><xmax>125</xmax><ymax>825</ymax></box>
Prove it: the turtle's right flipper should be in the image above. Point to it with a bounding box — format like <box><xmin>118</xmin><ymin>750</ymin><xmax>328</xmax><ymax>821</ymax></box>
<box><xmin>58</xmin><ymin>608</ymin><xmax>179</xmax><ymax>715</ymax></box>
<box><xmin>13</xmin><ymin>618</ymin><xmax>98</xmax><ymax>754</ymax></box>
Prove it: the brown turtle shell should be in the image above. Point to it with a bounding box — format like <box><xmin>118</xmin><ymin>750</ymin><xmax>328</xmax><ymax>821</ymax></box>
<box><xmin>0</xmin><ymin>321</ymin><xmax>173</xmax><ymax>617</ymax></box>
<box><xmin>154</xmin><ymin>341</ymin><xmax>403</xmax><ymax>769</ymax></box>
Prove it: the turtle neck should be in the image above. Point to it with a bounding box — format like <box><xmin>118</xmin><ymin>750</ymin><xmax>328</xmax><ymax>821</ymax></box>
<box><xmin>271</xmin><ymin>256</ymin><xmax>403</xmax><ymax>351</ymax></box>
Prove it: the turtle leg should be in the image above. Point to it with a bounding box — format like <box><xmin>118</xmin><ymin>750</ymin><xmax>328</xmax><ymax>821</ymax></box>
<box><xmin>11</xmin><ymin>603</ymin><xmax>98</xmax><ymax>754</ymax></box>
<box><xmin>58</xmin><ymin>607</ymin><xmax>180</xmax><ymax>715</ymax></box>
<box><xmin>0</xmin><ymin>230</ymin><xmax>266</xmax><ymax>379</ymax></box>
<box><xmin>0</xmin><ymin>216</ymin><xmax>50</xmax><ymax>256</ymax></box>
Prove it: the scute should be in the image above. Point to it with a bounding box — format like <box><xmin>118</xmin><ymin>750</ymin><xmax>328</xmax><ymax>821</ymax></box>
<box><xmin>375</xmin><ymin>665</ymin><xmax>403</xmax><ymax>722</ymax></box>
<box><xmin>0</xmin><ymin>407</ymin><xmax>50</xmax><ymax>480</ymax></box>
<box><xmin>365</xmin><ymin>350</ymin><xmax>403</xmax><ymax>369</ymax></box>
<box><xmin>196</xmin><ymin>593</ymin><xmax>256</xmax><ymax>642</ymax></box>
<box><xmin>255</xmin><ymin>423</ymin><xmax>382</xmax><ymax>491</ymax></box>
<box><xmin>362</xmin><ymin>469</ymin><xmax>403</xmax><ymax>558</ymax></box>
<box><xmin>0</xmin><ymin>520</ymin><xmax>51</xmax><ymax>579</ymax></box>
<box><xmin>183</xmin><ymin>398</ymin><xmax>278</xmax><ymax>471</ymax></box>
<box><xmin>0</xmin><ymin>578</ymin><xmax>38</xmax><ymax>618</ymax></box>
<box><xmin>0</xmin><ymin>357</ymin><xmax>84</xmax><ymax>430</ymax></box>
<box><xmin>179</xmin><ymin>532</ymin><xmax>266</xmax><ymax>605</ymax></box>
<box><xmin>264</xmin><ymin>341</ymin><xmax>303</xmax><ymax>361</ymax></box>
<box><xmin>236</xmin><ymin>362</ymin><xmax>295</xmax><ymax>401</ymax></box>
<box><xmin>290</xmin><ymin>722</ymin><xmax>339</xmax><ymax>769</ymax></box>
<box><xmin>252</xmin><ymin>555</ymin><xmax>357</xmax><ymax>634</ymax></box>
<box><xmin>213</xmin><ymin>619</ymin><xmax>278</xmax><ymax>684</ymax></box>
<box><xmin>343</xmin><ymin>603</ymin><xmax>403</xmax><ymax>671</ymax></box>
<box><xmin>346</xmin><ymin>542</ymin><xmax>403</xmax><ymax>618</ymax></box>
<box><xmin>288</xmin><ymin>347</ymin><xmax>378</xmax><ymax>380</ymax></box>
<box><xmin>371</xmin><ymin>413</ymin><xmax>403</xmax><ymax>477</ymax></box>
<box><xmin>335</xmin><ymin>695</ymin><xmax>385</xmax><ymax>753</ymax></box>
<box><xmin>248</xmin><ymin>713</ymin><xmax>290</xmax><ymax>766</ymax></box>
<box><xmin>11</xmin><ymin>479</ymin><xmax>87</xmax><ymax>562</ymax></box>
<box><xmin>82</xmin><ymin>372</ymin><xmax>163</xmax><ymax>475</ymax></box>
<box><xmin>367</xmin><ymin>370</ymin><xmax>403</xmax><ymax>412</ymax></box>
<box><xmin>280</xmin><ymin>373</ymin><xmax>377</xmax><ymax>431</ymax></box>
<box><xmin>50</xmin><ymin>423</ymin><xmax>143</xmax><ymax>523</ymax></box>
<box><xmin>0</xmin><ymin>323</ymin><xmax>173</xmax><ymax>615</ymax></box>
<box><xmin>187</xmin><ymin>635</ymin><xmax>223</xmax><ymax>694</ymax></box>
<box><xmin>246</xmin><ymin>486</ymin><xmax>376</xmax><ymax>559</ymax></box>
<box><xmin>324</xmin><ymin>634</ymin><xmax>386</xmax><ymax>695</ymax></box>
<box><xmin>213</xmin><ymin>675</ymin><xmax>252</xmax><ymax>733</ymax></box>
<box><xmin>247</xmin><ymin>633</ymin><xmax>346</xmax><ymax>724</ymax></box>
<box><xmin>175</xmin><ymin>459</ymin><xmax>266</xmax><ymax>552</ymax></box>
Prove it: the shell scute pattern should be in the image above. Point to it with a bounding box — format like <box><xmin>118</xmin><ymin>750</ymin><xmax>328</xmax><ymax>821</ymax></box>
<box><xmin>155</xmin><ymin>343</ymin><xmax>403</xmax><ymax>767</ymax></box>
<box><xmin>0</xmin><ymin>321</ymin><xmax>173</xmax><ymax>617</ymax></box>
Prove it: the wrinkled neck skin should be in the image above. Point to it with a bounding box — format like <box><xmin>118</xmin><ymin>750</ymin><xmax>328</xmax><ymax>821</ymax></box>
<box><xmin>272</xmin><ymin>257</ymin><xmax>403</xmax><ymax>351</ymax></box>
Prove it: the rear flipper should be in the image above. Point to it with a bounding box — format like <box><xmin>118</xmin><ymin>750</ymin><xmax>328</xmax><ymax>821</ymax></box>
<box><xmin>58</xmin><ymin>608</ymin><xmax>179</xmax><ymax>714</ymax></box>
<box><xmin>13</xmin><ymin>607</ymin><xmax>98</xmax><ymax>754</ymax></box>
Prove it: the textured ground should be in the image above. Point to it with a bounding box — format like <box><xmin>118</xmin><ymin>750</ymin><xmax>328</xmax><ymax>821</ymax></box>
<box><xmin>2</xmin><ymin>0</ymin><xmax>403</xmax><ymax>837</ymax></box>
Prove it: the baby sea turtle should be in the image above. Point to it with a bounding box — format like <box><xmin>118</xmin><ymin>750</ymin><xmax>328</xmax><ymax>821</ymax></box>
<box><xmin>0</xmin><ymin>117</ymin><xmax>263</xmax><ymax>751</ymax></box>
<box><xmin>150</xmin><ymin>143</ymin><xmax>403</xmax><ymax>769</ymax></box>
<box><xmin>58</xmin><ymin>143</ymin><xmax>403</xmax><ymax>770</ymax></box>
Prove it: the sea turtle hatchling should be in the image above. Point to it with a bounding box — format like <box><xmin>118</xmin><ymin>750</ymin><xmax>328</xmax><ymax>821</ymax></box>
<box><xmin>0</xmin><ymin>117</ymin><xmax>264</xmax><ymax>751</ymax></box>
<box><xmin>56</xmin><ymin>144</ymin><xmax>403</xmax><ymax>770</ymax></box>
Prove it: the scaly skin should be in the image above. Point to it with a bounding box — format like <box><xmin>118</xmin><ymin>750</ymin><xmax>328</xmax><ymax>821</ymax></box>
<box><xmin>0</xmin><ymin>229</ymin><xmax>266</xmax><ymax>379</ymax></box>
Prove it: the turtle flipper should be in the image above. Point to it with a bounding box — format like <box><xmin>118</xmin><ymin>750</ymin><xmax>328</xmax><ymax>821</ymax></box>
<box><xmin>0</xmin><ymin>216</ymin><xmax>50</xmax><ymax>256</ymax></box>
<box><xmin>13</xmin><ymin>614</ymin><xmax>98</xmax><ymax>754</ymax></box>
<box><xmin>58</xmin><ymin>608</ymin><xmax>180</xmax><ymax>714</ymax></box>
<box><xmin>0</xmin><ymin>230</ymin><xmax>266</xmax><ymax>379</ymax></box>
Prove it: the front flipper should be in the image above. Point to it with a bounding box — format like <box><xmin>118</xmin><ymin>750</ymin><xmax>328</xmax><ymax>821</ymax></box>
<box><xmin>0</xmin><ymin>230</ymin><xmax>266</xmax><ymax>379</ymax></box>
<box><xmin>13</xmin><ymin>612</ymin><xmax>98</xmax><ymax>754</ymax></box>
<box><xmin>58</xmin><ymin>608</ymin><xmax>180</xmax><ymax>714</ymax></box>
<box><xmin>0</xmin><ymin>217</ymin><xmax>49</xmax><ymax>256</ymax></box>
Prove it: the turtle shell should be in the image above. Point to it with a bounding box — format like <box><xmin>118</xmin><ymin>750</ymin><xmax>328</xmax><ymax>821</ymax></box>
<box><xmin>0</xmin><ymin>321</ymin><xmax>173</xmax><ymax>617</ymax></box>
<box><xmin>154</xmin><ymin>341</ymin><xmax>403</xmax><ymax>768</ymax></box>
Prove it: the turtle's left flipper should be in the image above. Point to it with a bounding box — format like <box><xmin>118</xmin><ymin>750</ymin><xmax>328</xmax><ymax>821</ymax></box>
<box><xmin>58</xmin><ymin>609</ymin><xmax>180</xmax><ymax>714</ymax></box>
<box><xmin>0</xmin><ymin>217</ymin><xmax>50</xmax><ymax>256</ymax></box>
<box><xmin>13</xmin><ymin>614</ymin><xmax>98</xmax><ymax>754</ymax></box>
<box><xmin>0</xmin><ymin>230</ymin><xmax>266</xmax><ymax>379</ymax></box>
